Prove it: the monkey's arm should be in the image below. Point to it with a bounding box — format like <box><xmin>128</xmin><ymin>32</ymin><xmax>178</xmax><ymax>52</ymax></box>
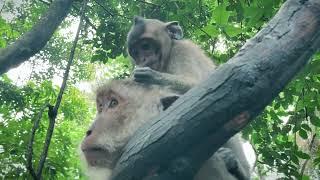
<box><xmin>133</xmin><ymin>67</ymin><xmax>195</xmax><ymax>93</ymax></box>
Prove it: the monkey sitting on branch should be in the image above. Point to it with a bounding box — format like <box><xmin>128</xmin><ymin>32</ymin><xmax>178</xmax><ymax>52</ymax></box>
<box><xmin>80</xmin><ymin>80</ymin><xmax>250</xmax><ymax>180</ymax></box>
<box><xmin>127</xmin><ymin>16</ymin><xmax>216</xmax><ymax>93</ymax></box>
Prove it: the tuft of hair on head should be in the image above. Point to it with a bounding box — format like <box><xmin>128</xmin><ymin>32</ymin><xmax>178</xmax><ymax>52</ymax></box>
<box><xmin>94</xmin><ymin>79</ymin><xmax>134</xmax><ymax>95</ymax></box>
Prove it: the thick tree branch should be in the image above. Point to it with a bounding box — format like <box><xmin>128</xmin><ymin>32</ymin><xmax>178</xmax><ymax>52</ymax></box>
<box><xmin>0</xmin><ymin>0</ymin><xmax>74</xmax><ymax>75</ymax></box>
<box><xmin>111</xmin><ymin>0</ymin><xmax>320</xmax><ymax>179</ymax></box>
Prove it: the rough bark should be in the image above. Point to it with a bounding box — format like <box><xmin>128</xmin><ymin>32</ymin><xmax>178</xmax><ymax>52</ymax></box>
<box><xmin>0</xmin><ymin>0</ymin><xmax>74</xmax><ymax>75</ymax></box>
<box><xmin>111</xmin><ymin>0</ymin><xmax>320</xmax><ymax>179</ymax></box>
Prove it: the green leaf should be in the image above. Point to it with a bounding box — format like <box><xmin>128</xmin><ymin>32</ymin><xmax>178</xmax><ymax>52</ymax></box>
<box><xmin>296</xmin><ymin>151</ymin><xmax>311</xmax><ymax>159</ymax></box>
<box><xmin>301</xmin><ymin>124</ymin><xmax>312</xmax><ymax>132</ymax></box>
<box><xmin>296</xmin><ymin>100</ymin><xmax>304</xmax><ymax>111</ymax></box>
<box><xmin>284</xmin><ymin>141</ymin><xmax>293</xmax><ymax>148</ymax></box>
<box><xmin>302</xmin><ymin>175</ymin><xmax>310</xmax><ymax>180</ymax></box>
<box><xmin>310</xmin><ymin>117</ymin><xmax>320</xmax><ymax>127</ymax></box>
<box><xmin>243</xmin><ymin>6</ymin><xmax>264</xmax><ymax>27</ymax></box>
<box><xmin>299</xmin><ymin>129</ymin><xmax>308</xmax><ymax>139</ymax></box>
<box><xmin>223</xmin><ymin>24</ymin><xmax>243</xmax><ymax>37</ymax></box>
<box><xmin>291</xmin><ymin>155</ymin><xmax>299</xmax><ymax>165</ymax></box>
<box><xmin>212</xmin><ymin>4</ymin><xmax>231</xmax><ymax>25</ymax></box>
<box><xmin>314</xmin><ymin>157</ymin><xmax>320</xmax><ymax>165</ymax></box>
<box><xmin>201</xmin><ymin>25</ymin><xmax>220</xmax><ymax>38</ymax></box>
<box><xmin>282</xmin><ymin>125</ymin><xmax>291</xmax><ymax>133</ymax></box>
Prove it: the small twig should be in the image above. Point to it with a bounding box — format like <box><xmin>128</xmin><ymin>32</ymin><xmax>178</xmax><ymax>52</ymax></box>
<box><xmin>171</xmin><ymin>2</ymin><xmax>214</xmax><ymax>40</ymax></box>
<box><xmin>26</xmin><ymin>103</ymin><xmax>49</xmax><ymax>180</ymax></box>
<box><xmin>72</xmin><ymin>4</ymin><xmax>97</xmax><ymax>30</ymax></box>
<box><xmin>38</xmin><ymin>0</ymin><xmax>50</xmax><ymax>5</ymax></box>
<box><xmin>93</xmin><ymin>0</ymin><xmax>129</xmax><ymax>19</ymax></box>
<box><xmin>38</xmin><ymin>0</ymin><xmax>97</xmax><ymax>31</ymax></box>
<box><xmin>0</xmin><ymin>0</ymin><xmax>6</xmax><ymax>14</ymax></box>
<box><xmin>92</xmin><ymin>0</ymin><xmax>114</xmax><ymax>16</ymax></box>
<box><xmin>28</xmin><ymin>59</ymin><xmax>36</xmax><ymax>82</ymax></box>
<box><xmin>198</xmin><ymin>0</ymin><xmax>202</xmax><ymax>20</ymax></box>
<box><xmin>135</xmin><ymin>0</ymin><xmax>160</xmax><ymax>7</ymax></box>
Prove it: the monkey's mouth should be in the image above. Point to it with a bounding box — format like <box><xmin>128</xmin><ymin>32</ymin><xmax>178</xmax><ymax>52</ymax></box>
<box><xmin>141</xmin><ymin>58</ymin><xmax>157</xmax><ymax>67</ymax></box>
<box><xmin>82</xmin><ymin>147</ymin><xmax>119</xmax><ymax>168</ymax></box>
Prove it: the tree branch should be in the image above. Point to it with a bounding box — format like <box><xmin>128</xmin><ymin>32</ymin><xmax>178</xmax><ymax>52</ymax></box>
<box><xmin>93</xmin><ymin>0</ymin><xmax>114</xmax><ymax>17</ymax></box>
<box><xmin>0</xmin><ymin>0</ymin><xmax>6</xmax><ymax>14</ymax></box>
<box><xmin>0</xmin><ymin>0</ymin><xmax>74</xmax><ymax>75</ymax></box>
<box><xmin>72</xmin><ymin>5</ymin><xmax>97</xmax><ymax>31</ymax></box>
<box><xmin>111</xmin><ymin>0</ymin><xmax>320</xmax><ymax>179</ymax></box>
<box><xmin>135</xmin><ymin>0</ymin><xmax>160</xmax><ymax>7</ymax></box>
<box><xmin>93</xmin><ymin>0</ymin><xmax>129</xmax><ymax>19</ymax></box>
<box><xmin>26</xmin><ymin>103</ymin><xmax>49</xmax><ymax>180</ymax></box>
<box><xmin>38</xmin><ymin>0</ymin><xmax>97</xmax><ymax>31</ymax></box>
<box><xmin>25</xmin><ymin>0</ymin><xmax>88</xmax><ymax>179</ymax></box>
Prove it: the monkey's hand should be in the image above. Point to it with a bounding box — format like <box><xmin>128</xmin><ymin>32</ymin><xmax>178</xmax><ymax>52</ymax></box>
<box><xmin>133</xmin><ymin>67</ymin><xmax>193</xmax><ymax>93</ymax></box>
<box><xmin>133</xmin><ymin>67</ymin><xmax>164</xmax><ymax>85</ymax></box>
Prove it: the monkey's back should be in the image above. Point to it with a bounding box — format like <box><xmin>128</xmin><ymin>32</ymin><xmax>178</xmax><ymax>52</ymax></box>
<box><xmin>168</xmin><ymin>40</ymin><xmax>216</xmax><ymax>82</ymax></box>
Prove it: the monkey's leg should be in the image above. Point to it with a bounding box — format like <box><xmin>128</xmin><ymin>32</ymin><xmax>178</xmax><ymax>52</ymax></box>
<box><xmin>216</xmin><ymin>147</ymin><xmax>250</xmax><ymax>180</ymax></box>
<box><xmin>133</xmin><ymin>67</ymin><xmax>195</xmax><ymax>93</ymax></box>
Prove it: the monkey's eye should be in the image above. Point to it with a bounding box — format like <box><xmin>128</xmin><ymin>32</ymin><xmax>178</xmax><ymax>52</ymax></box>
<box><xmin>97</xmin><ymin>103</ymin><xmax>103</xmax><ymax>112</ymax></box>
<box><xmin>109</xmin><ymin>98</ymin><xmax>118</xmax><ymax>108</ymax></box>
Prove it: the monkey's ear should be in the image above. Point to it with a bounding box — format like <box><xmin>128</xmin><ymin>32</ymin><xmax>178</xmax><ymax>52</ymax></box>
<box><xmin>134</xmin><ymin>16</ymin><xmax>144</xmax><ymax>25</ymax></box>
<box><xmin>160</xmin><ymin>95</ymin><xmax>180</xmax><ymax>111</ymax></box>
<box><xmin>166</xmin><ymin>21</ymin><xmax>183</xmax><ymax>40</ymax></box>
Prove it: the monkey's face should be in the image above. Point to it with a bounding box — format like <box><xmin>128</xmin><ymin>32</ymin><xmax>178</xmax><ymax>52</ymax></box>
<box><xmin>81</xmin><ymin>89</ymin><xmax>128</xmax><ymax>168</ymax></box>
<box><xmin>81</xmin><ymin>81</ymin><xmax>178</xmax><ymax>171</ymax></box>
<box><xmin>127</xmin><ymin>16</ymin><xmax>183</xmax><ymax>71</ymax></box>
<box><xmin>130</xmin><ymin>38</ymin><xmax>161</xmax><ymax>70</ymax></box>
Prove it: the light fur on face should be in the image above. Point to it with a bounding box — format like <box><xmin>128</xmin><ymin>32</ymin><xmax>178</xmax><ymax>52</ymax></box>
<box><xmin>80</xmin><ymin>79</ymin><xmax>177</xmax><ymax>179</ymax></box>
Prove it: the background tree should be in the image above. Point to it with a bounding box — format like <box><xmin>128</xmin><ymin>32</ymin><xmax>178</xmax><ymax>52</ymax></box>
<box><xmin>0</xmin><ymin>0</ymin><xmax>319</xmax><ymax>179</ymax></box>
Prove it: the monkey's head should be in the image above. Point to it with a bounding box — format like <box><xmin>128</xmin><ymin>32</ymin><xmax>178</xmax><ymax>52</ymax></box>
<box><xmin>127</xmin><ymin>16</ymin><xmax>183</xmax><ymax>71</ymax></box>
<box><xmin>80</xmin><ymin>80</ymin><xmax>179</xmax><ymax>178</ymax></box>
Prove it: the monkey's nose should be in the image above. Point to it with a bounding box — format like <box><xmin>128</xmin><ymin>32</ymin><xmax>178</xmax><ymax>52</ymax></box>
<box><xmin>86</xmin><ymin>130</ymin><xmax>92</xmax><ymax>137</ymax></box>
<box><xmin>142</xmin><ymin>43</ymin><xmax>150</xmax><ymax>50</ymax></box>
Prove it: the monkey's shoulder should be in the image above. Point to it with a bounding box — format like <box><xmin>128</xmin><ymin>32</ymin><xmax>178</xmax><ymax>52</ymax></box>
<box><xmin>171</xmin><ymin>39</ymin><xmax>216</xmax><ymax>70</ymax></box>
<box><xmin>173</xmin><ymin>39</ymin><xmax>204</xmax><ymax>51</ymax></box>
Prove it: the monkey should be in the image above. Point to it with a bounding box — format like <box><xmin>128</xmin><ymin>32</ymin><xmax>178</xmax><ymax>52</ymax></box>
<box><xmin>80</xmin><ymin>80</ymin><xmax>179</xmax><ymax>180</ymax></box>
<box><xmin>127</xmin><ymin>16</ymin><xmax>252</xmax><ymax>179</ymax></box>
<box><xmin>80</xmin><ymin>79</ymin><xmax>250</xmax><ymax>180</ymax></box>
<box><xmin>127</xmin><ymin>16</ymin><xmax>216</xmax><ymax>94</ymax></box>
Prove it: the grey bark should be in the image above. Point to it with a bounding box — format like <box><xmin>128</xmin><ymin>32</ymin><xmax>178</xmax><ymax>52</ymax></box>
<box><xmin>111</xmin><ymin>0</ymin><xmax>320</xmax><ymax>179</ymax></box>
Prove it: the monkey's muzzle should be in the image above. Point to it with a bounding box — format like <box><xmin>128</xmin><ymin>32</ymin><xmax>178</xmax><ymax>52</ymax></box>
<box><xmin>82</xmin><ymin>146</ymin><xmax>116</xmax><ymax>168</ymax></box>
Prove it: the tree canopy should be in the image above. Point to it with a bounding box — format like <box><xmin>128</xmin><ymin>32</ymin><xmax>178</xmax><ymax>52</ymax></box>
<box><xmin>0</xmin><ymin>0</ymin><xmax>319</xmax><ymax>179</ymax></box>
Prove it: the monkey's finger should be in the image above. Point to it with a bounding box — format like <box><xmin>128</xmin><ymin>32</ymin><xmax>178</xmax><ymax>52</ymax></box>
<box><xmin>133</xmin><ymin>69</ymin><xmax>153</xmax><ymax>75</ymax></box>
<box><xmin>134</xmin><ymin>78</ymin><xmax>153</xmax><ymax>84</ymax></box>
<box><xmin>133</xmin><ymin>72</ymin><xmax>153</xmax><ymax>79</ymax></box>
